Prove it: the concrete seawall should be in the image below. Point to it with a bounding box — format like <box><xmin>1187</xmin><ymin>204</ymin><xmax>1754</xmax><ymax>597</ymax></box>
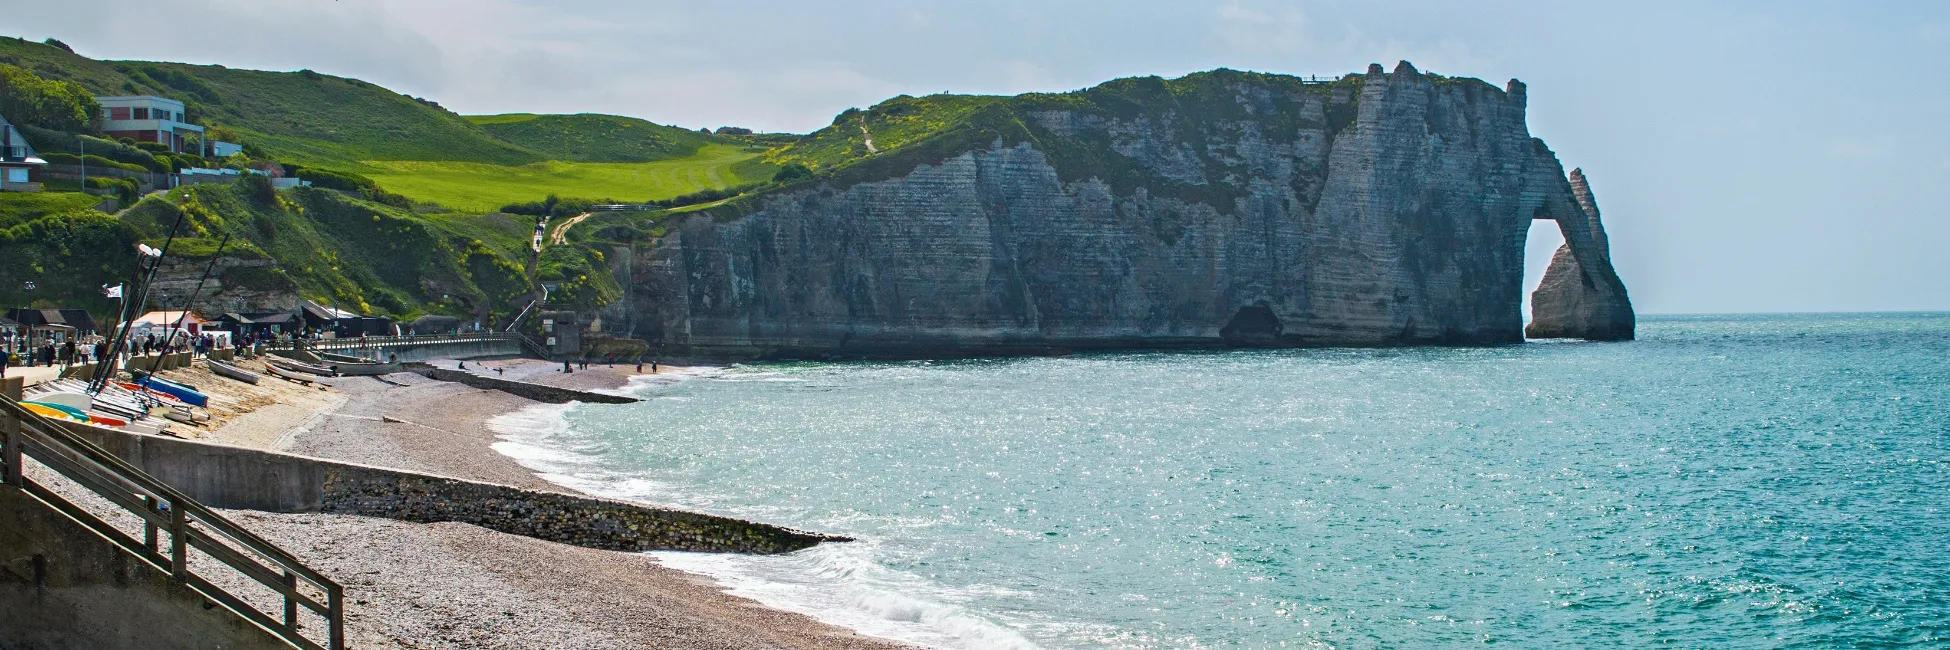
<box><xmin>59</xmin><ymin>424</ymin><xmax>841</xmax><ymax>555</ymax></box>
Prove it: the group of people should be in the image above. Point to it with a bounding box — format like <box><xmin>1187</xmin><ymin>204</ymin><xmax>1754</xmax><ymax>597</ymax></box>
<box><xmin>2</xmin><ymin>333</ymin><xmax>103</xmax><ymax>378</ymax></box>
<box><xmin>130</xmin><ymin>331</ymin><xmax>226</xmax><ymax>358</ymax></box>
<box><xmin>1</xmin><ymin>328</ymin><xmax>245</xmax><ymax>379</ymax></box>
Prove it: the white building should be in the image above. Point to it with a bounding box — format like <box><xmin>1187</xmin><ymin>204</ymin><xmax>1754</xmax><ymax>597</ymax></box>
<box><xmin>96</xmin><ymin>95</ymin><xmax>206</xmax><ymax>153</ymax></box>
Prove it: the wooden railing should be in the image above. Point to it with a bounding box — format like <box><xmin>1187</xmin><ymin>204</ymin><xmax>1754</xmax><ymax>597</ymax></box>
<box><xmin>0</xmin><ymin>396</ymin><xmax>344</xmax><ymax>650</ymax></box>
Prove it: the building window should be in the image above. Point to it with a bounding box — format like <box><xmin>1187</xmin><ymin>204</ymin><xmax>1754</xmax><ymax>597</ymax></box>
<box><xmin>133</xmin><ymin>107</ymin><xmax>149</xmax><ymax>120</ymax></box>
<box><xmin>109</xmin><ymin>107</ymin><xmax>131</xmax><ymax>120</ymax></box>
<box><xmin>6</xmin><ymin>168</ymin><xmax>26</xmax><ymax>183</ymax></box>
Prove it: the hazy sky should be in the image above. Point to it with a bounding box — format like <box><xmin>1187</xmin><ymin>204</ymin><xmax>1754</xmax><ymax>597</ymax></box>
<box><xmin>11</xmin><ymin>1</ymin><xmax>1949</xmax><ymax>314</ymax></box>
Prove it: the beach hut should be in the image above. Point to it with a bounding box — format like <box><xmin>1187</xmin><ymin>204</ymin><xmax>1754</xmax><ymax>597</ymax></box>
<box><xmin>5</xmin><ymin>308</ymin><xmax>99</xmax><ymax>337</ymax></box>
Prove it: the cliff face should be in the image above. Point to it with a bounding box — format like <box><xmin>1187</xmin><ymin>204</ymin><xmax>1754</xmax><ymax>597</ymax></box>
<box><xmin>630</xmin><ymin>62</ymin><xmax>1632</xmax><ymax>359</ymax></box>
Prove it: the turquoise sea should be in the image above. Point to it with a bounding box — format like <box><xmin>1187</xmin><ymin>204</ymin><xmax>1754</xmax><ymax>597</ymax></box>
<box><xmin>490</xmin><ymin>314</ymin><xmax>1950</xmax><ymax>649</ymax></box>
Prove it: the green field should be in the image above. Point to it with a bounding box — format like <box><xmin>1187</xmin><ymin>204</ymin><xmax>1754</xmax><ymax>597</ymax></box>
<box><xmin>466</xmin><ymin>113</ymin><xmax>720</xmax><ymax>163</ymax></box>
<box><xmin>361</xmin><ymin>144</ymin><xmax>774</xmax><ymax>212</ymax></box>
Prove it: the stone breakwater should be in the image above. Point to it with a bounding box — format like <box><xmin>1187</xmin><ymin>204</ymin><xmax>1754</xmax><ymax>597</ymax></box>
<box><xmin>59</xmin><ymin>422</ymin><xmax>839</xmax><ymax>555</ymax></box>
<box><xmin>322</xmin><ymin>471</ymin><xmax>837</xmax><ymax>554</ymax></box>
<box><xmin>628</xmin><ymin>62</ymin><xmax>1631</xmax><ymax>360</ymax></box>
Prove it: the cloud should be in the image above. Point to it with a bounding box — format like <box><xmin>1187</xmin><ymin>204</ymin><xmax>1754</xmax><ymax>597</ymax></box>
<box><xmin>1213</xmin><ymin>0</ymin><xmax>1312</xmax><ymax>54</ymax></box>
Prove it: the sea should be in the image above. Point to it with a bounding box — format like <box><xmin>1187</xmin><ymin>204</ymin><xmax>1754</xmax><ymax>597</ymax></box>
<box><xmin>487</xmin><ymin>313</ymin><xmax>1950</xmax><ymax>649</ymax></box>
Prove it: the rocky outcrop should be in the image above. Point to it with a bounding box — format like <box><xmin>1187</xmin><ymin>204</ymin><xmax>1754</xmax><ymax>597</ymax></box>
<box><xmin>629</xmin><ymin>62</ymin><xmax>1632</xmax><ymax>359</ymax></box>
<box><xmin>147</xmin><ymin>255</ymin><xmax>300</xmax><ymax>315</ymax></box>
<box><xmin>1525</xmin><ymin>168</ymin><xmax>1635</xmax><ymax>340</ymax></box>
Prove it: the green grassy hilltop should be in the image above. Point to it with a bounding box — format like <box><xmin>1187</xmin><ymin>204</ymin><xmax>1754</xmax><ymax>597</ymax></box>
<box><xmin>0</xmin><ymin>37</ymin><xmax>771</xmax><ymax>209</ymax></box>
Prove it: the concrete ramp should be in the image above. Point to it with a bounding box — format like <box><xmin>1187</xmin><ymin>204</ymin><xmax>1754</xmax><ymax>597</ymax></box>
<box><xmin>0</xmin><ymin>488</ymin><xmax>291</xmax><ymax>650</ymax></box>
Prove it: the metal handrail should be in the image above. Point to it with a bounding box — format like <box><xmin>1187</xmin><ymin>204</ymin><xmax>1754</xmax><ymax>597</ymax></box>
<box><xmin>0</xmin><ymin>396</ymin><xmax>344</xmax><ymax>650</ymax></box>
<box><xmin>264</xmin><ymin>332</ymin><xmax>519</xmax><ymax>353</ymax></box>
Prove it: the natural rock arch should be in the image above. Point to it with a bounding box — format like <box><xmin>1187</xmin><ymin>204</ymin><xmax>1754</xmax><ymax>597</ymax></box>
<box><xmin>1525</xmin><ymin>168</ymin><xmax>1635</xmax><ymax>340</ymax></box>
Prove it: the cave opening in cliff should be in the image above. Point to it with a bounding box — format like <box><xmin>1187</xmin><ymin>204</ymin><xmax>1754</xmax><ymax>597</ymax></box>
<box><xmin>1522</xmin><ymin>219</ymin><xmax>1566</xmax><ymax>325</ymax></box>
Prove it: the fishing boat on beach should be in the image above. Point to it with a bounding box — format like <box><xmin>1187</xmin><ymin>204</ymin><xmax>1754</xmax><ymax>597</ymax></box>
<box><xmin>266</xmin><ymin>356</ymin><xmax>338</xmax><ymax>377</ymax></box>
<box><xmin>316</xmin><ymin>352</ymin><xmax>401</xmax><ymax>376</ymax></box>
<box><xmin>207</xmin><ymin>359</ymin><xmax>262</xmax><ymax>384</ymax></box>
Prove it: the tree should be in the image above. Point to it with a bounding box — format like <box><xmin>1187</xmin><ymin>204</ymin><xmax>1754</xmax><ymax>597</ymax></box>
<box><xmin>0</xmin><ymin>64</ymin><xmax>100</xmax><ymax>132</ymax></box>
<box><xmin>42</xmin><ymin>38</ymin><xmax>73</xmax><ymax>54</ymax></box>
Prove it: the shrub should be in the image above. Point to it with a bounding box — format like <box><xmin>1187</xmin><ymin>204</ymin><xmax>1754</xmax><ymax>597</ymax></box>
<box><xmin>235</xmin><ymin>173</ymin><xmax>277</xmax><ymax>205</ymax></box>
<box><xmin>42</xmin><ymin>38</ymin><xmax>73</xmax><ymax>54</ymax></box>
<box><xmin>42</xmin><ymin>153</ymin><xmax>150</xmax><ymax>174</ymax></box>
<box><xmin>288</xmin><ymin>166</ymin><xmax>376</xmax><ymax>193</ymax></box>
<box><xmin>85</xmin><ymin>176</ymin><xmax>140</xmax><ymax>205</ymax></box>
<box><xmin>772</xmin><ymin>162</ymin><xmax>814</xmax><ymax>184</ymax></box>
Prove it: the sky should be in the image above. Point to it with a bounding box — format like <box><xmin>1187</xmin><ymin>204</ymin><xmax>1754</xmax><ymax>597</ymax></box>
<box><xmin>9</xmin><ymin>1</ymin><xmax>1949</xmax><ymax>314</ymax></box>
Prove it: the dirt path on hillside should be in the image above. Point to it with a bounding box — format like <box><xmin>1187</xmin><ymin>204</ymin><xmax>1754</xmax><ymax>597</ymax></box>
<box><xmin>860</xmin><ymin>123</ymin><xmax>878</xmax><ymax>153</ymax></box>
<box><xmin>549</xmin><ymin>211</ymin><xmax>593</xmax><ymax>246</ymax></box>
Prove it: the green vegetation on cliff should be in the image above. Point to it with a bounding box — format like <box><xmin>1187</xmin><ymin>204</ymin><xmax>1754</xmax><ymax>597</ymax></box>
<box><xmin>761</xmin><ymin>69</ymin><xmax>1378</xmax><ymax>195</ymax></box>
<box><xmin>118</xmin><ymin>182</ymin><xmax>545</xmax><ymax>319</ymax></box>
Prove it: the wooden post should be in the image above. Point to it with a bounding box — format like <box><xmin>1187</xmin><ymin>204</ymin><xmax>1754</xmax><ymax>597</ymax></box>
<box><xmin>1</xmin><ymin>411</ymin><xmax>19</xmax><ymax>487</ymax></box>
<box><xmin>328</xmin><ymin>584</ymin><xmax>345</xmax><ymax>650</ymax></box>
<box><xmin>283</xmin><ymin>570</ymin><xmax>298</xmax><ymax>631</ymax></box>
<box><xmin>169</xmin><ymin>501</ymin><xmax>187</xmax><ymax>583</ymax></box>
<box><xmin>144</xmin><ymin>495</ymin><xmax>159</xmax><ymax>552</ymax></box>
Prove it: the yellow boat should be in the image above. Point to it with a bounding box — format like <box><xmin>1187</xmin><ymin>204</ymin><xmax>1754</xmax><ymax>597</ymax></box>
<box><xmin>21</xmin><ymin>402</ymin><xmax>83</xmax><ymax>422</ymax></box>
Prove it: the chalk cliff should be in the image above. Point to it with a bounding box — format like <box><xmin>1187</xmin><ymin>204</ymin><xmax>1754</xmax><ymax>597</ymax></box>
<box><xmin>628</xmin><ymin>62</ymin><xmax>1633</xmax><ymax>359</ymax></box>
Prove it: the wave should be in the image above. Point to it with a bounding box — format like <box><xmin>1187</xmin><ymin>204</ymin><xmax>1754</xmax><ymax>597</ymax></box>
<box><xmin>484</xmin><ymin>376</ymin><xmax>1047</xmax><ymax>650</ymax></box>
<box><xmin>654</xmin><ymin>542</ymin><xmax>1043</xmax><ymax>650</ymax></box>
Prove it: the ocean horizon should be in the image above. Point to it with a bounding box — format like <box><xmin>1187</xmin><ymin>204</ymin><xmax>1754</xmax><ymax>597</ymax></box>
<box><xmin>490</xmin><ymin>312</ymin><xmax>1950</xmax><ymax>649</ymax></box>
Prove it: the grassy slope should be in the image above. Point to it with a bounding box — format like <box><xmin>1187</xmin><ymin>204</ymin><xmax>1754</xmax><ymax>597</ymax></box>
<box><xmin>0</xmin><ymin>191</ymin><xmax>104</xmax><ymax>229</ymax></box>
<box><xmin>364</xmin><ymin>143</ymin><xmax>772</xmax><ymax>213</ymax></box>
<box><xmin>467</xmin><ymin>113</ymin><xmax>719</xmax><ymax>163</ymax></box>
<box><xmin>0</xmin><ymin>38</ymin><xmax>535</xmax><ymax>168</ymax></box>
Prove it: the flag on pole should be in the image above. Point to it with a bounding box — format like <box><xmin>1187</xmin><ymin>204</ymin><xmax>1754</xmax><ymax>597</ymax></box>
<box><xmin>104</xmin><ymin>284</ymin><xmax>123</xmax><ymax>298</ymax></box>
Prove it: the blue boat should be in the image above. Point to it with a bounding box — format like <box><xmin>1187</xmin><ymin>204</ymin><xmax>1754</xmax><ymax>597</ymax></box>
<box><xmin>138</xmin><ymin>376</ymin><xmax>209</xmax><ymax>407</ymax></box>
